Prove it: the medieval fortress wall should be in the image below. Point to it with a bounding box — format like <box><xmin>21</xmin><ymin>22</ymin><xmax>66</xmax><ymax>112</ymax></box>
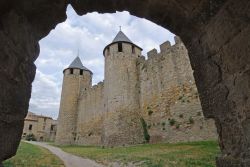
<box><xmin>56</xmin><ymin>32</ymin><xmax>217</xmax><ymax>146</ymax></box>
<box><xmin>138</xmin><ymin>37</ymin><xmax>216</xmax><ymax>143</ymax></box>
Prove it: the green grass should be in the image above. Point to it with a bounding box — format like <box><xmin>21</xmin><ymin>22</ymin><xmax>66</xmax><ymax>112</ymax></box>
<box><xmin>57</xmin><ymin>140</ymin><xmax>220</xmax><ymax>167</ymax></box>
<box><xmin>3</xmin><ymin>142</ymin><xmax>64</xmax><ymax>167</ymax></box>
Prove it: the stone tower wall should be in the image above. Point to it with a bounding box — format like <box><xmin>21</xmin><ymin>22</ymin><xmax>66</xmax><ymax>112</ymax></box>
<box><xmin>102</xmin><ymin>43</ymin><xmax>144</xmax><ymax>146</ymax></box>
<box><xmin>55</xmin><ymin>68</ymin><xmax>92</xmax><ymax>144</ymax></box>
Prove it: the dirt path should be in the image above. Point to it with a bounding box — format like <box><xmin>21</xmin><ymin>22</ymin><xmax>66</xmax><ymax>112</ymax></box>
<box><xmin>27</xmin><ymin>141</ymin><xmax>104</xmax><ymax>167</ymax></box>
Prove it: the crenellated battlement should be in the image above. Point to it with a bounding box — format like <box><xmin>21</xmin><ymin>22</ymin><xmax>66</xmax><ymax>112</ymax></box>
<box><xmin>146</xmin><ymin>36</ymin><xmax>184</xmax><ymax>60</ymax></box>
<box><xmin>174</xmin><ymin>36</ymin><xmax>182</xmax><ymax>45</ymax></box>
<box><xmin>79</xmin><ymin>81</ymin><xmax>104</xmax><ymax>99</ymax></box>
<box><xmin>92</xmin><ymin>81</ymin><xmax>104</xmax><ymax>89</ymax></box>
<box><xmin>147</xmin><ymin>48</ymin><xmax>158</xmax><ymax>58</ymax></box>
<box><xmin>160</xmin><ymin>41</ymin><xmax>171</xmax><ymax>53</ymax></box>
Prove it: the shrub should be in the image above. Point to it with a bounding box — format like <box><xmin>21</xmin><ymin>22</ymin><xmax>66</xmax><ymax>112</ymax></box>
<box><xmin>175</xmin><ymin>124</ymin><xmax>180</xmax><ymax>129</ymax></box>
<box><xmin>169</xmin><ymin>119</ymin><xmax>176</xmax><ymax>126</ymax></box>
<box><xmin>25</xmin><ymin>133</ymin><xmax>36</xmax><ymax>141</ymax></box>
<box><xmin>197</xmin><ymin>112</ymin><xmax>201</xmax><ymax>116</ymax></box>
<box><xmin>161</xmin><ymin>122</ymin><xmax>166</xmax><ymax>126</ymax></box>
<box><xmin>162</xmin><ymin>127</ymin><xmax>166</xmax><ymax>131</ymax></box>
<box><xmin>140</xmin><ymin>118</ymin><xmax>150</xmax><ymax>143</ymax></box>
<box><xmin>148</xmin><ymin>110</ymin><xmax>153</xmax><ymax>116</ymax></box>
<box><xmin>189</xmin><ymin>117</ymin><xmax>194</xmax><ymax>124</ymax></box>
<box><xmin>179</xmin><ymin>114</ymin><xmax>183</xmax><ymax>118</ymax></box>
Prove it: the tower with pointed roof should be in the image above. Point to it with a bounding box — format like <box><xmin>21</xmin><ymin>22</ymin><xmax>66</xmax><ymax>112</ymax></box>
<box><xmin>102</xmin><ymin>30</ymin><xmax>144</xmax><ymax>145</ymax></box>
<box><xmin>56</xmin><ymin>56</ymin><xmax>92</xmax><ymax>144</ymax></box>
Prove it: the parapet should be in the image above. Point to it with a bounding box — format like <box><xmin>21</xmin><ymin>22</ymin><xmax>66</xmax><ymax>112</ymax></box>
<box><xmin>147</xmin><ymin>48</ymin><xmax>157</xmax><ymax>59</ymax></box>
<box><xmin>174</xmin><ymin>36</ymin><xmax>183</xmax><ymax>45</ymax></box>
<box><xmin>160</xmin><ymin>41</ymin><xmax>171</xmax><ymax>53</ymax></box>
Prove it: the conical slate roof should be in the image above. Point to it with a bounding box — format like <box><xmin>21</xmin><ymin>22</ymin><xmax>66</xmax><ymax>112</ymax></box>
<box><xmin>103</xmin><ymin>30</ymin><xmax>142</xmax><ymax>55</ymax></box>
<box><xmin>64</xmin><ymin>56</ymin><xmax>92</xmax><ymax>74</ymax></box>
<box><xmin>112</xmin><ymin>31</ymin><xmax>132</xmax><ymax>43</ymax></box>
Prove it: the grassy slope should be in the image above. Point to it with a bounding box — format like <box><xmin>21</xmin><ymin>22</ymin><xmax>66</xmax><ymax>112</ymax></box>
<box><xmin>4</xmin><ymin>142</ymin><xmax>64</xmax><ymax>167</ymax></box>
<box><xmin>58</xmin><ymin>140</ymin><xmax>220</xmax><ymax>167</ymax></box>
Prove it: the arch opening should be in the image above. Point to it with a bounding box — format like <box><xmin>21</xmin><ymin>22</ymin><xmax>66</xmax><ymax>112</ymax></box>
<box><xmin>25</xmin><ymin>5</ymin><xmax>218</xmax><ymax>165</ymax></box>
<box><xmin>0</xmin><ymin>1</ymin><xmax>249</xmax><ymax>166</ymax></box>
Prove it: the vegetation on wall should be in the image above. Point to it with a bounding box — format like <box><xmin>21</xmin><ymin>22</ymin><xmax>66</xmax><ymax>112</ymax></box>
<box><xmin>140</xmin><ymin>118</ymin><xmax>150</xmax><ymax>143</ymax></box>
<box><xmin>169</xmin><ymin>118</ymin><xmax>176</xmax><ymax>126</ymax></box>
<box><xmin>148</xmin><ymin>110</ymin><xmax>153</xmax><ymax>116</ymax></box>
<box><xmin>189</xmin><ymin>117</ymin><xmax>194</xmax><ymax>124</ymax></box>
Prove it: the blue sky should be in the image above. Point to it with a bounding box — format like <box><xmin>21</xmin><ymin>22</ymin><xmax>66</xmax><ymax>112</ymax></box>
<box><xmin>29</xmin><ymin>5</ymin><xmax>175</xmax><ymax>119</ymax></box>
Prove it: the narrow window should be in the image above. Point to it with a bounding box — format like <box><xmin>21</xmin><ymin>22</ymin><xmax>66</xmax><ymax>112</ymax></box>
<box><xmin>118</xmin><ymin>42</ymin><xmax>122</xmax><ymax>52</ymax></box>
<box><xmin>132</xmin><ymin>45</ymin><xmax>135</xmax><ymax>53</ymax></box>
<box><xmin>70</xmin><ymin>68</ymin><xmax>73</xmax><ymax>74</ymax></box>
<box><xmin>29</xmin><ymin>124</ymin><xmax>32</xmax><ymax>130</ymax></box>
<box><xmin>80</xmin><ymin>69</ymin><xmax>83</xmax><ymax>75</ymax></box>
<box><xmin>50</xmin><ymin>125</ymin><xmax>55</xmax><ymax>131</ymax></box>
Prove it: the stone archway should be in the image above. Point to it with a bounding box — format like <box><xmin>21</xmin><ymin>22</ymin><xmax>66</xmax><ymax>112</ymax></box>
<box><xmin>0</xmin><ymin>0</ymin><xmax>249</xmax><ymax>166</ymax></box>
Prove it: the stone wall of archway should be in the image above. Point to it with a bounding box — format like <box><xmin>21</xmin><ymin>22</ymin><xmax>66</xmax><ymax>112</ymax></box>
<box><xmin>0</xmin><ymin>0</ymin><xmax>249</xmax><ymax>166</ymax></box>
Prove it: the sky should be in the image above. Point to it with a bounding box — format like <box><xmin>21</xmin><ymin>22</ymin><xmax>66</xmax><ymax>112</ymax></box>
<box><xmin>28</xmin><ymin>5</ymin><xmax>175</xmax><ymax>119</ymax></box>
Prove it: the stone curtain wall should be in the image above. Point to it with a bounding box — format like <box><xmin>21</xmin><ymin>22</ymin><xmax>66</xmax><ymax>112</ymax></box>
<box><xmin>138</xmin><ymin>38</ymin><xmax>217</xmax><ymax>143</ymax></box>
<box><xmin>75</xmin><ymin>82</ymin><xmax>104</xmax><ymax>145</ymax></box>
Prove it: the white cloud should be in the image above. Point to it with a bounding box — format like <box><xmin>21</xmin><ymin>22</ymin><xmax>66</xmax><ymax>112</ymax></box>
<box><xmin>29</xmin><ymin>5</ymin><xmax>175</xmax><ymax>119</ymax></box>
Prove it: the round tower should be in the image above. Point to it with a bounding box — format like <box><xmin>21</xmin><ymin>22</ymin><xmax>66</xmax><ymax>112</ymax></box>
<box><xmin>56</xmin><ymin>56</ymin><xmax>92</xmax><ymax>145</ymax></box>
<box><xmin>102</xmin><ymin>30</ymin><xmax>144</xmax><ymax>146</ymax></box>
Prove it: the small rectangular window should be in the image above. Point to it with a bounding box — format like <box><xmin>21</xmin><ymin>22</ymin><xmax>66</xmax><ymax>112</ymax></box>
<box><xmin>51</xmin><ymin>125</ymin><xmax>55</xmax><ymax>131</ymax></box>
<box><xmin>29</xmin><ymin>124</ymin><xmax>32</xmax><ymax>130</ymax></box>
<box><xmin>118</xmin><ymin>43</ymin><xmax>122</xmax><ymax>52</ymax></box>
<box><xmin>80</xmin><ymin>69</ymin><xmax>83</xmax><ymax>75</ymax></box>
<box><xmin>132</xmin><ymin>45</ymin><xmax>135</xmax><ymax>53</ymax></box>
<box><xmin>70</xmin><ymin>69</ymin><xmax>73</xmax><ymax>74</ymax></box>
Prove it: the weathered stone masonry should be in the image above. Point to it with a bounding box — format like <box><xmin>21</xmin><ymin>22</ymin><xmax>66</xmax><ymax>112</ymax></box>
<box><xmin>56</xmin><ymin>32</ymin><xmax>217</xmax><ymax>146</ymax></box>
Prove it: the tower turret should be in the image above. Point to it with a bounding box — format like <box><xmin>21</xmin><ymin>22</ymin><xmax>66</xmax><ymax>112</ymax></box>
<box><xmin>102</xmin><ymin>30</ymin><xmax>144</xmax><ymax>146</ymax></box>
<box><xmin>56</xmin><ymin>56</ymin><xmax>92</xmax><ymax>144</ymax></box>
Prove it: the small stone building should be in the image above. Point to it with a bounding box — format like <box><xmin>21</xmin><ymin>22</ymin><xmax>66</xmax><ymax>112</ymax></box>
<box><xmin>22</xmin><ymin>112</ymin><xmax>57</xmax><ymax>141</ymax></box>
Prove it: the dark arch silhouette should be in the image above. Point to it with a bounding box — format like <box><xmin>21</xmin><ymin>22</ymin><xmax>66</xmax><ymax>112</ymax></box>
<box><xmin>0</xmin><ymin>0</ymin><xmax>249</xmax><ymax>166</ymax></box>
